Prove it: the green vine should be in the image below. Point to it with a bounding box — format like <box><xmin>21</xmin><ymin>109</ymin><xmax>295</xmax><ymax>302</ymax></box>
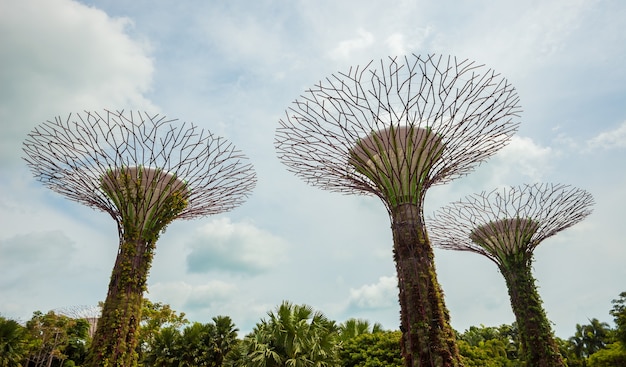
<box><xmin>391</xmin><ymin>204</ymin><xmax>462</xmax><ymax>367</ymax></box>
<box><xmin>499</xmin><ymin>254</ymin><xmax>566</xmax><ymax>367</ymax></box>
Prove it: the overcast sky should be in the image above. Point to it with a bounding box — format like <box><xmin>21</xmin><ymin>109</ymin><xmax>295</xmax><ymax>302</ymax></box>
<box><xmin>1</xmin><ymin>0</ymin><xmax>625</xmax><ymax>338</ymax></box>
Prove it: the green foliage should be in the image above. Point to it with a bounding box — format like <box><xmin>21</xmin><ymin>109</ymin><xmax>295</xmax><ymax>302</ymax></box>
<box><xmin>24</xmin><ymin>311</ymin><xmax>90</xmax><ymax>367</ymax></box>
<box><xmin>456</xmin><ymin>324</ymin><xmax>523</xmax><ymax>367</ymax></box>
<box><xmin>140</xmin><ymin>315</ymin><xmax>239</xmax><ymax>367</ymax></box>
<box><xmin>142</xmin><ymin>326</ymin><xmax>180</xmax><ymax>367</ymax></box>
<box><xmin>137</xmin><ymin>299</ymin><xmax>188</xmax><ymax>361</ymax></box>
<box><xmin>64</xmin><ymin>318</ymin><xmax>90</xmax><ymax>365</ymax></box>
<box><xmin>337</xmin><ymin>318</ymin><xmax>384</xmax><ymax>342</ymax></box>
<box><xmin>101</xmin><ymin>166</ymin><xmax>189</xmax><ymax>242</ymax></box>
<box><xmin>0</xmin><ymin>316</ymin><xmax>29</xmax><ymax>367</ymax></box>
<box><xmin>458</xmin><ymin>324</ymin><xmax>521</xmax><ymax>361</ymax></box>
<box><xmin>610</xmin><ymin>292</ymin><xmax>626</xmax><ymax>347</ymax></box>
<box><xmin>241</xmin><ymin>301</ymin><xmax>340</xmax><ymax>367</ymax></box>
<box><xmin>567</xmin><ymin>319</ymin><xmax>612</xmax><ymax>360</ymax></box>
<box><xmin>210</xmin><ymin>316</ymin><xmax>240</xmax><ymax>367</ymax></box>
<box><xmin>458</xmin><ymin>339</ymin><xmax>513</xmax><ymax>367</ymax></box>
<box><xmin>339</xmin><ymin>330</ymin><xmax>403</xmax><ymax>367</ymax></box>
<box><xmin>179</xmin><ymin>322</ymin><xmax>215</xmax><ymax>366</ymax></box>
<box><xmin>6</xmin><ymin>292</ymin><xmax>626</xmax><ymax>366</ymax></box>
<box><xmin>587</xmin><ymin>342</ymin><xmax>626</xmax><ymax>367</ymax></box>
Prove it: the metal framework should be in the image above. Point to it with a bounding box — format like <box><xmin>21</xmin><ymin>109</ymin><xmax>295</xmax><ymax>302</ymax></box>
<box><xmin>276</xmin><ymin>54</ymin><xmax>521</xmax><ymax>211</ymax></box>
<box><xmin>55</xmin><ymin>305</ymin><xmax>102</xmax><ymax>338</ymax></box>
<box><xmin>428</xmin><ymin>183</ymin><xmax>594</xmax><ymax>263</ymax></box>
<box><xmin>275</xmin><ymin>54</ymin><xmax>521</xmax><ymax>367</ymax></box>
<box><xmin>23</xmin><ymin>110</ymin><xmax>256</xmax><ymax>234</ymax></box>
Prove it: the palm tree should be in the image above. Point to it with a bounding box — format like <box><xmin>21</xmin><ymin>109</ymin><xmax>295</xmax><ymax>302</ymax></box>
<box><xmin>244</xmin><ymin>301</ymin><xmax>340</xmax><ymax>367</ymax></box>
<box><xmin>338</xmin><ymin>318</ymin><xmax>384</xmax><ymax>342</ymax></box>
<box><xmin>211</xmin><ymin>316</ymin><xmax>239</xmax><ymax>367</ymax></box>
<box><xmin>0</xmin><ymin>316</ymin><xmax>28</xmax><ymax>367</ymax></box>
<box><xmin>142</xmin><ymin>326</ymin><xmax>180</xmax><ymax>367</ymax></box>
<box><xmin>178</xmin><ymin>322</ymin><xmax>213</xmax><ymax>367</ymax></box>
<box><xmin>584</xmin><ymin>319</ymin><xmax>611</xmax><ymax>355</ymax></box>
<box><xmin>568</xmin><ymin>319</ymin><xmax>611</xmax><ymax>363</ymax></box>
<box><xmin>205</xmin><ymin>316</ymin><xmax>239</xmax><ymax>367</ymax></box>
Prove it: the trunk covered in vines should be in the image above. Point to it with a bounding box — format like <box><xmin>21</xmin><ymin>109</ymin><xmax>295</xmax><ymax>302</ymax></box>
<box><xmin>85</xmin><ymin>233</ymin><xmax>156</xmax><ymax>367</ymax></box>
<box><xmin>499</xmin><ymin>256</ymin><xmax>565</xmax><ymax>367</ymax></box>
<box><xmin>391</xmin><ymin>203</ymin><xmax>462</xmax><ymax>367</ymax></box>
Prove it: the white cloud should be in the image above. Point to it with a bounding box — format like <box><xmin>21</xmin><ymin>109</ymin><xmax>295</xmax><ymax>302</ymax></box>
<box><xmin>148</xmin><ymin>279</ymin><xmax>275</xmax><ymax>333</ymax></box>
<box><xmin>385</xmin><ymin>33</ymin><xmax>407</xmax><ymax>56</ymax></box>
<box><xmin>385</xmin><ymin>26</ymin><xmax>433</xmax><ymax>57</ymax></box>
<box><xmin>348</xmin><ymin>275</ymin><xmax>397</xmax><ymax>310</ymax></box>
<box><xmin>0</xmin><ymin>231</ymin><xmax>76</xmax><ymax>289</ymax></box>
<box><xmin>186</xmin><ymin>218</ymin><xmax>290</xmax><ymax>275</ymax></box>
<box><xmin>466</xmin><ymin>135</ymin><xmax>554</xmax><ymax>189</ymax></box>
<box><xmin>148</xmin><ymin>280</ymin><xmax>237</xmax><ymax>310</ymax></box>
<box><xmin>329</xmin><ymin>28</ymin><xmax>375</xmax><ymax>60</ymax></box>
<box><xmin>0</xmin><ymin>229</ymin><xmax>110</xmax><ymax>319</ymax></box>
<box><xmin>587</xmin><ymin>120</ymin><xmax>626</xmax><ymax>150</ymax></box>
<box><xmin>496</xmin><ymin>136</ymin><xmax>554</xmax><ymax>180</ymax></box>
<box><xmin>439</xmin><ymin>0</ymin><xmax>598</xmax><ymax>77</ymax></box>
<box><xmin>0</xmin><ymin>0</ymin><xmax>155</xmax><ymax>166</ymax></box>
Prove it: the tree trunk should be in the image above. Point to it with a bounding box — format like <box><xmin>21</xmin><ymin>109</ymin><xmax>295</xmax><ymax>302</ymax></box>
<box><xmin>390</xmin><ymin>203</ymin><xmax>462</xmax><ymax>367</ymax></box>
<box><xmin>500</xmin><ymin>257</ymin><xmax>566</xmax><ymax>367</ymax></box>
<box><xmin>85</xmin><ymin>233</ymin><xmax>155</xmax><ymax>367</ymax></box>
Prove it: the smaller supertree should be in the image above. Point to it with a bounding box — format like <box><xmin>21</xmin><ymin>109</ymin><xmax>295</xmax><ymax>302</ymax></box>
<box><xmin>428</xmin><ymin>183</ymin><xmax>594</xmax><ymax>367</ymax></box>
<box><xmin>55</xmin><ymin>305</ymin><xmax>102</xmax><ymax>338</ymax></box>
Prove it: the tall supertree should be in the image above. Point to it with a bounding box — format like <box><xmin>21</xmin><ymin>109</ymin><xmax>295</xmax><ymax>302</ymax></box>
<box><xmin>23</xmin><ymin>110</ymin><xmax>256</xmax><ymax>367</ymax></box>
<box><xmin>428</xmin><ymin>183</ymin><xmax>594</xmax><ymax>367</ymax></box>
<box><xmin>275</xmin><ymin>54</ymin><xmax>521</xmax><ymax>367</ymax></box>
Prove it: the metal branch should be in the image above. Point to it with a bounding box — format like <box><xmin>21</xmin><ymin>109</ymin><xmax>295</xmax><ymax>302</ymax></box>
<box><xmin>55</xmin><ymin>305</ymin><xmax>102</xmax><ymax>338</ymax></box>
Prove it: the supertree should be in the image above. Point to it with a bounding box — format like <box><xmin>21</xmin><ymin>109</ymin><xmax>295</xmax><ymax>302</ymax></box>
<box><xmin>55</xmin><ymin>305</ymin><xmax>102</xmax><ymax>338</ymax></box>
<box><xmin>428</xmin><ymin>183</ymin><xmax>594</xmax><ymax>367</ymax></box>
<box><xmin>23</xmin><ymin>110</ymin><xmax>256</xmax><ymax>367</ymax></box>
<box><xmin>275</xmin><ymin>54</ymin><xmax>521</xmax><ymax>367</ymax></box>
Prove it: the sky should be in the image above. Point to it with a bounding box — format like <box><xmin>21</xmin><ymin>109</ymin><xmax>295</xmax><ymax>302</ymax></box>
<box><xmin>0</xmin><ymin>0</ymin><xmax>625</xmax><ymax>339</ymax></box>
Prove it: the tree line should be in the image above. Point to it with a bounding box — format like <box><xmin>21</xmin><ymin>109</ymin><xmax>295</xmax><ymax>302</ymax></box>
<box><xmin>2</xmin><ymin>292</ymin><xmax>625</xmax><ymax>367</ymax></box>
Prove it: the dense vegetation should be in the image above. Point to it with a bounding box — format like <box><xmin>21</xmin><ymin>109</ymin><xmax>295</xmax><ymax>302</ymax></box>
<box><xmin>2</xmin><ymin>292</ymin><xmax>625</xmax><ymax>367</ymax></box>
